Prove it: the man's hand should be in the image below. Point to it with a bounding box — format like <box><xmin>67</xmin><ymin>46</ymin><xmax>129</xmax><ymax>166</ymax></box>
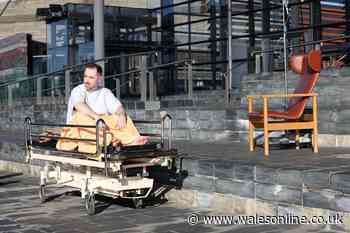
<box><xmin>75</xmin><ymin>103</ymin><xmax>101</xmax><ymax>121</ymax></box>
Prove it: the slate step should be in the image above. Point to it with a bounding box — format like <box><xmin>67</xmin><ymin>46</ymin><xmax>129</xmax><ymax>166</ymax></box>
<box><xmin>159</xmin><ymin>90</ymin><xmax>226</xmax><ymax>101</ymax></box>
<box><xmin>138</xmin><ymin>126</ymin><xmax>240</xmax><ymax>142</ymax></box>
<box><xmin>128</xmin><ymin>109</ymin><xmax>238</xmax><ymax>122</ymax></box>
<box><xmin>177</xmin><ymin>156</ymin><xmax>350</xmax><ymax>213</ymax></box>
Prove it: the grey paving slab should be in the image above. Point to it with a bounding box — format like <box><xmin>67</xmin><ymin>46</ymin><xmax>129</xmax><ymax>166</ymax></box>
<box><xmin>0</xmin><ymin>174</ymin><xmax>346</xmax><ymax>233</ymax></box>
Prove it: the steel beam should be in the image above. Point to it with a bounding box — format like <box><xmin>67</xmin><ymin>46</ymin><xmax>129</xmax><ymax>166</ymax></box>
<box><xmin>247</xmin><ymin>0</ymin><xmax>255</xmax><ymax>73</ymax></box>
<box><xmin>209</xmin><ymin>1</ymin><xmax>217</xmax><ymax>89</ymax></box>
<box><xmin>311</xmin><ymin>0</ymin><xmax>321</xmax><ymax>43</ymax></box>
<box><xmin>94</xmin><ymin>0</ymin><xmax>105</xmax><ymax>85</ymax></box>
<box><xmin>262</xmin><ymin>0</ymin><xmax>271</xmax><ymax>73</ymax></box>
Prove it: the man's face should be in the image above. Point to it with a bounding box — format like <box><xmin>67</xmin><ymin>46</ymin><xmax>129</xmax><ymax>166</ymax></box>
<box><xmin>84</xmin><ymin>67</ymin><xmax>100</xmax><ymax>91</ymax></box>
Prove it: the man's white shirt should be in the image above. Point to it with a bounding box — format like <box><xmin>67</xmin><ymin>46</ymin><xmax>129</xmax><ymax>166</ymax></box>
<box><xmin>66</xmin><ymin>84</ymin><xmax>122</xmax><ymax>123</ymax></box>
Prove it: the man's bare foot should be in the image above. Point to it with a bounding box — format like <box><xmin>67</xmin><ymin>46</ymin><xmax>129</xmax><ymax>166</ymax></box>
<box><xmin>130</xmin><ymin>136</ymin><xmax>149</xmax><ymax>145</ymax></box>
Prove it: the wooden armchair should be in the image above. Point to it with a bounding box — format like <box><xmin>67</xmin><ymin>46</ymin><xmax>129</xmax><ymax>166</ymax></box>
<box><xmin>247</xmin><ymin>49</ymin><xmax>321</xmax><ymax>156</ymax></box>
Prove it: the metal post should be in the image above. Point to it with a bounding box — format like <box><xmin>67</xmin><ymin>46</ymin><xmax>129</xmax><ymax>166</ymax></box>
<box><xmin>346</xmin><ymin>0</ymin><xmax>350</xmax><ymax>42</ymax></box>
<box><xmin>94</xmin><ymin>0</ymin><xmax>105</xmax><ymax>85</ymax></box>
<box><xmin>184</xmin><ymin>64</ymin><xmax>188</xmax><ymax>94</ymax></box>
<box><xmin>187</xmin><ymin>0</ymin><xmax>192</xmax><ymax>61</ymax></box>
<box><xmin>311</xmin><ymin>0</ymin><xmax>321</xmax><ymax>42</ymax></box>
<box><xmin>7</xmin><ymin>84</ymin><xmax>13</xmax><ymax>106</ymax></box>
<box><xmin>290</xmin><ymin>0</ymin><xmax>300</xmax><ymax>54</ymax></box>
<box><xmin>51</xmin><ymin>77</ymin><xmax>55</xmax><ymax>98</ymax></box>
<box><xmin>187</xmin><ymin>62</ymin><xmax>193</xmax><ymax>98</ymax></box>
<box><xmin>36</xmin><ymin>77</ymin><xmax>42</xmax><ymax>104</ymax></box>
<box><xmin>227</xmin><ymin>0</ymin><xmax>232</xmax><ymax>97</ymax></box>
<box><xmin>304</xmin><ymin>29</ymin><xmax>313</xmax><ymax>52</ymax></box>
<box><xmin>225</xmin><ymin>73</ymin><xmax>229</xmax><ymax>105</ymax></box>
<box><xmin>65</xmin><ymin>69</ymin><xmax>71</xmax><ymax>104</ymax></box>
<box><xmin>149</xmin><ymin>71</ymin><xmax>155</xmax><ymax>101</ymax></box>
<box><xmin>140</xmin><ymin>56</ymin><xmax>147</xmax><ymax>102</ymax></box>
<box><xmin>219</xmin><ymin>0</ymin><xmax>228</xmax><ymax>89</ymax></box>
<box><xmin>255</xmin><ymin>55</ymin><xmax>261</xmax><ymax>74</ymax></box>
<box><xmin>210</xmin><ymin>2</ymin><xmax>217</xmax><ymax>89</ymax></box>
<box><xmin>247</xmin><ymin>0</ymin><xmax>255</xmax><ymax>73</ymax></box>
<box><xmin>115</xmin><ymin>78</ymin><xmax>120</xmax><ymax>99</ymax></box>
<box><xmin>120</xmin><ymin>52</ymin><xmax>127</xmax><ymax>96</ymax></box>
<box><xmin>345</xmin><ymin>0</ymin><xmax>350</xmax><ymax>65</ymax></box>
<box><xmin>262</xmin><ymin>0</ymin><xmax>271</xmax><ymax>73</ymax></box>
<box><xmin>282</xmin><ymin>0</ymin><xmax>289</xmax><ymax>107</ymax></box>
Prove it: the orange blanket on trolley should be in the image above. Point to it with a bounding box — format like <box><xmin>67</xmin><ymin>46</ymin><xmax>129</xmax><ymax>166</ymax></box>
<box><xmin>56</xmin><ymin>112</ymin><xmax>140</xmax><ymax>154</ymax></box>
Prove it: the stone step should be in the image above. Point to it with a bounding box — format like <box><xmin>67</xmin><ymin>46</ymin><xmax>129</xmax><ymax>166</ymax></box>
<box><xmin>170</xmin><ymin>154</ymin><xmax>350</xmax><ymax>217</ymax></box>
<box><xmin>123</xmin><ymin>98</ymin><xmax>231</xmax><ymax>110</ymax></box>
<box><xmin>130</xmin><ymin>108</ymin><xmax>240</xmax><ymax>142</ymax></box>
<box><xmin>159</xmin><ymin>90</ymin><xmax>226</xmax><ymax>101</ymax></box>
<box><xmin>129</xmin><ymin>109</ymin><xmax>238</xmax><ymax>124</ymax></box>
<box><xmin>138</xmin><ymin>126</ymin><xmax>240</xmax><ymax>142</ymax></box>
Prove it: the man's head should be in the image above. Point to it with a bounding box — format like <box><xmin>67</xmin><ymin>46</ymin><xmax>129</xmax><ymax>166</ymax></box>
<box><xmin>83</xmin><ymin>63</ymin><xmax>103</xmax><ymax>91</ymax></box>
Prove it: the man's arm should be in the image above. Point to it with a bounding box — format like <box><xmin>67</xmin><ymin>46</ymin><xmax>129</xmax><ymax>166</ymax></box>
<box><xmin>114</xmin><ymin>104</ymin><xmax>127</xmax><ymax>129</ymax></box>
<box><xmin>104</xmin><ymin>89</ymin><xmax>127</xmax><ymax>129</ymax></box>
<box><xmin>74</xmin><ymin>102</ymin><xmax>101</xmax><ymax>120</ymax></box>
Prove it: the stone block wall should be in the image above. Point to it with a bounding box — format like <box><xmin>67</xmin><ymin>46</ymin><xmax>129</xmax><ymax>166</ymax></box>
<box><xmin>165</xmin><ymin>156</ymin><xmax>350</xmax><ymax>231</ymax></box>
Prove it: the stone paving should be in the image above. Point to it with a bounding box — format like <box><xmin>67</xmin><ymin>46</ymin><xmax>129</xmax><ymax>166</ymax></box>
<box><xmin>0</xmin><ymin>171</ymin><xmax>345</xmax><ymax>233</ymax></box>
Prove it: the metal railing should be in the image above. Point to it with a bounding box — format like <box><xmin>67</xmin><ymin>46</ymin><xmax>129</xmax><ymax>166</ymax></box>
<box><xmin>0</xmin><ymin>51</ymin><xmax>195</xmax><ymax>106</ymax></box>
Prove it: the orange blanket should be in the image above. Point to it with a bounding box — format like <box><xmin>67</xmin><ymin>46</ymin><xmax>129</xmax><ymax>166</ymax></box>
<box><xmin>56</xmin><ymin>112</ymin><xmax>140</xmax><ymax>154</ymax></box>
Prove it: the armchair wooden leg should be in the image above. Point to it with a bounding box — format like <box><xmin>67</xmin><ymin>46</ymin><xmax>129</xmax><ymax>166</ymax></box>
<box><xmin>264</xmin><ymin>128</ymin><xmax>269</xmax><ymax>156</ymax></box>
<box><xmin>312</xmin><ymin>95</ymin><xmax>319</xmax><ymax>153</ymax></box>
<box><xmin>313</xmin><ymin>126</ymin><xmax>319</xmax><ymax>153</ymax></box>
<box><xmin>296</xmin><ymin>130</ymin><xmax>300</xmax><ymax>150</ymax></box>
<box><xmin>249</xmin><ymin>121</ymin><xmax>254</xmax><ymax>151</ymax></box>
<box><xmin>263</xmin><ymin>97</ymin><xmax>269</xmax><ymax>156</ymax></box>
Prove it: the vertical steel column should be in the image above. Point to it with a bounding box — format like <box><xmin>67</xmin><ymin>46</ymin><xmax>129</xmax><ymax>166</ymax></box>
<box><xmin>210</xmin><ymin>1</ymin><xmax>217</xmax><ymax>89</ymax></box>
<box><xmin>345</xmin><ymin>0</ymin><xmax>350</xmax><ymax>40</ymax></box>
<box><xmin>227</xmin><ymin>0</ymin><xmax>232</xmax><ymax>96</ymax></box>
<box><xmin>7</xmin><ymin>84</ymin><xmax>13</xmax><ymax>107</ymax></box>
<box><xmin>290</xmin><ymin>0</ymin><xmax>301</xmax><ymax>53</ymax></box>
<box><xmin>247</xmin><ymin>0</ymin><xmax>255</xmax><ymax>73</ymax></box>
<box><xmin>140</xmin><ymin>56</ymin><xmax>147</xmax><ymax>102</ymax></box>
<box><xmin>282</xmin><ymin>0</ymin><xmax>289</xmax><ymax>108</ymax></box>
<box><xmin>311</xmin><ymin>0</ymin><xmax>321</xmax><ymax>43</ymax></box>
<box><xmin>262</xmin><ymin>0</ymin><xmax>271</xmax><ymax>73</ymax></box>
<box><xmin>94</xmin><ymin>0</ymin><xmax>105</xmax><ymax>85</ymax></box>
<box><xmin>219</xmin><ymin>0</ymin><xmax>227</xmax><ymax>89</ymax></box>
<box><xmin>36</xmin><ymin>77</ymin><xmax>42</xmax><ymax>105</ymax></box>
<box><xmin>345</xmin><ymin>0</ymin><xmax>350</xmax><ymax>64</ymax></box>
<box><xmin>160</xmin><ymin>0</ymin><xmax>176</xmax><ymax>94</ymax></box>
<box><xmin>65</xmin><ymin>69</ymin><xmax>71</xmax><ymax>104</ymax></box>
<box><xmin>120</xmin><ymin>52</ymin><xmax>128</xmax><ymax>97</ymax></box>
<box><xmin>115</xmin><ymin>78</ymin><xmax>120</xmax><ymax>99</ymax></box>
<box><xmin>187</xmin><ymin>0</ymin><xmax>192</xmax><ymax>61</ymax></box>
<box><xmin>187</xmin><ymin>62</ymin><xmax>193</xmax><ymax>98</ymax></box>
<box><xmin>149</xmin><ymin>71</ymin><xmax>154</xmax><ymax>101</ymax></box>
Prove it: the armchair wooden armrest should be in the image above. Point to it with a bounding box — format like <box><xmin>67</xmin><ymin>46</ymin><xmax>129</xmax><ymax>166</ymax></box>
<box><xmin>247</xmin><ymin>93</ymin><xmax>318</xmax><ymax>99</ymax></box>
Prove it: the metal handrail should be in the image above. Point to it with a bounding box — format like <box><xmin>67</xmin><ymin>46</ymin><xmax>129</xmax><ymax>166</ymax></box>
<box><xmin>252</xmin><ymin>35</ymin><xmax>350</xmax><ymax>55</ymax></box>
<box><xmin>1</xmin><ymin>54</ymin><xmax>194</xmax><ymax>104</ymax></box>
<box><xmin>0</xmin><ymin>50</ymin><xmax>158</xmax><ymax>88</ymax></box>
<box><xmin>109</xmin><ymin>59</ymin><xmax>192</xmax><ymax>80</ymax></box>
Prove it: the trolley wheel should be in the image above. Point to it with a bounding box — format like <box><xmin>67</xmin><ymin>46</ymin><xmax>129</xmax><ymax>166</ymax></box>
<box><xmin>132</xmin><ymin>198</ymin><xmax>144</xmax><ymax>209</ymax></box>
<box><xmin>39</xmin><ymin>185</ymin><xmax>46</xmax><ymax>203</ymax></box>
<box><xmin>85</xmin><ymin>192</ymin><xmax>95</xmax><ymax>215</ymax></box>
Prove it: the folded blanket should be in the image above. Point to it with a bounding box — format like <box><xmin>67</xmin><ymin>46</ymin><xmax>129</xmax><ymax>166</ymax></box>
<box><xmin>56</xmin><ymin>112</ymin><xmax>140</xmax><ymax>154</ymax></box>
